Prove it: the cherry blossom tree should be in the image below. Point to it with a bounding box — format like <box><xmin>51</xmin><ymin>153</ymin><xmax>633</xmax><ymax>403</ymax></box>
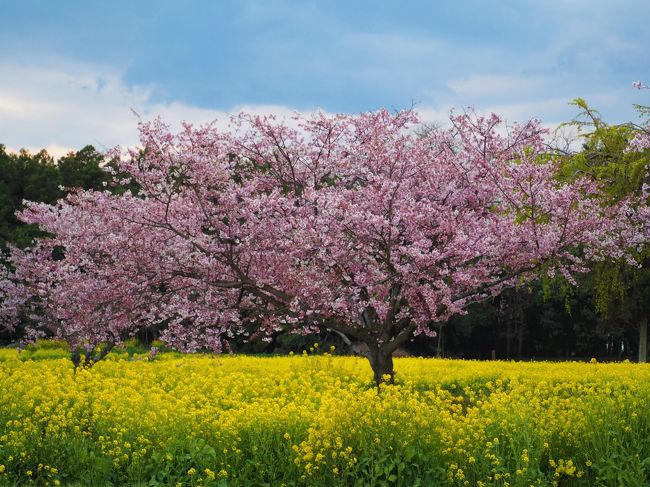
<box><xmin>1</xmin><ymin>109</ymin><xmax>644</xmax><ymax>383</ymax></box>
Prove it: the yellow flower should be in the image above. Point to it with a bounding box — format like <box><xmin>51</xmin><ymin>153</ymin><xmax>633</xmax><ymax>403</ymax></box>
<box><xmin>1</xmin><ymin>344</ymin><xmax>649</xmax><ymax>485</ymax></box>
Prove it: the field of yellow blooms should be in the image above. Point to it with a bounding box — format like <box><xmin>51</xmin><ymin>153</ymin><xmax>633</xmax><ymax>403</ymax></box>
<box><xmin>0</xmin><ymin>347</ymin><xmax>649</xmax><ymax>487</ymax></box>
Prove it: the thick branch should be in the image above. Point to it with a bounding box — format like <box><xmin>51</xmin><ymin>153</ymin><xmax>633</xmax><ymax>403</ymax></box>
<box><xmin>451</xmin><ymin>263</ymin><xmax>542</xmax><ymax>303</ymax></box>
<box><xmin>383</xmin><ymin>321</ymin><xmax>417</xmax><ymax>354</ymax></box>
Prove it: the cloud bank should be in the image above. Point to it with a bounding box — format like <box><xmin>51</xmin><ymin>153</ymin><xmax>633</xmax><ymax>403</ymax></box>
<box><xmin>0</xmin><ymin>54</ymin><xmax>644</xmax><ymax>159</ymax></box>
<box><xmin>0</xmin><ymin>60</ymin><xmax>311</xmax><ymax>158</ymax></box>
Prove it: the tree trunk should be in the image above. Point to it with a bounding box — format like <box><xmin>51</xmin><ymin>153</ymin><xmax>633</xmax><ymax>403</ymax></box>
<box><xmin>71</xmin><ymin>349</ymin><xmax>81</xmax><ymax>370</ymax></box>
<box><xmin>639</xmin><ymin>317</ymin><xmax>648</xmax><ymax>363</ymax></box>
<box><xmin>368</xmin><ymin>345</ymin><xmax>395</xmax><ymax>387</ymax></box>
<box><xmin>327</xmin><ymin>327</ymin><xmax>396</xmax><ymax>387</ymax></box>
<box><xmin>71</xmin><ymin>343</ymin><xmax>115</xmax><ymax>369</ymax></box>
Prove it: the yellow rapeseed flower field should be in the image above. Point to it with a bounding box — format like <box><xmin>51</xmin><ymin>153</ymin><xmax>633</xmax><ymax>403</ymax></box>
<box><xmin>0</xmin><ymin>348</ymin><xmax>649</xmax><ymax>486</ymax></box>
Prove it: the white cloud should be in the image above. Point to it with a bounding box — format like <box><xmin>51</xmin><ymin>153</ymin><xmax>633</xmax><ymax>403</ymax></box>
<box><xmin>5</xmin><ymin>144</ymin><xmax>74</xmax><ymax>159</ymax></box>
<box><xmin>0</xmin><ymin>60</ymin><xmax>316</xmax><ymax>159</ymax></box>
<box><xmin>343</xmin><ymin>32</ymin><xmax>449</xmax><ymax>59</ymax></box>
<box><xmin>0</xmin><ymin>57</ymin><xmax>638</xmax><ymax>161</ymax></box>
<box><xmin>448</xmin><ymin>74</ymin><xmax>546</xmax><ymax>98</ymax></box>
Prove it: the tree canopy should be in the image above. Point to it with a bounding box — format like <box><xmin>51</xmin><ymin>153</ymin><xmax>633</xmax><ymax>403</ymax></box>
<box><xmin>554</xmin><ymin>92</ymin><xmax>650</xmax><ymax>360</ymax></box>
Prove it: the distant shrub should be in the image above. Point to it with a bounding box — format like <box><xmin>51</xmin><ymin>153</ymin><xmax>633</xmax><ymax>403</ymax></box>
<box><xmin>25</xmin><ymin>339</ymin><xmax>70</xmax><ymax>352</ymax></box>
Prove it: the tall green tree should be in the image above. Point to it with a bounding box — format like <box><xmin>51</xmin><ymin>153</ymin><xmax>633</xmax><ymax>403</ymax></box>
<box><xmin>0</xmin><ymin>144</ymin><xmax>110</xmax><ymax>251</ymax></box>
<box><xmin>58</xmin><ymin>145</ymin><xmax>110</xmax><ymax>191</ymax></box>
<box><xmin>559</xmin><ymin>99</ymin><xmax>649</xmax><ymax>361</ymax></box>
<box><xmin>0</xmin><ymin>145</ymin><xmax>62</xmax><ymax>249</ymax></box>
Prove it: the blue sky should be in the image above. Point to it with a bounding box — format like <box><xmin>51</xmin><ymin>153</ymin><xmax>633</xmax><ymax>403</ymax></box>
<box><xmin>1</xmin><ymin>0</ymin><xmax>649</xmax><ymax>156</ymax></box>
